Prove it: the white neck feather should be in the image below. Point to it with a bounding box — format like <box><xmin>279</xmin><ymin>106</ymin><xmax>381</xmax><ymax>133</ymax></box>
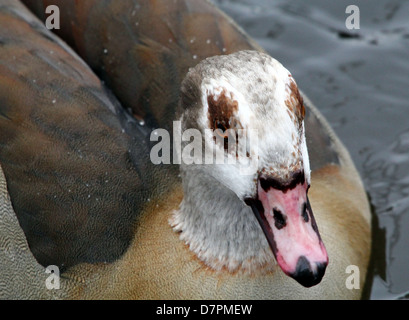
<box><xmin>169</xmin><ymin>165</ymin><xmax>275</xmax><ymax>274</ymax></box>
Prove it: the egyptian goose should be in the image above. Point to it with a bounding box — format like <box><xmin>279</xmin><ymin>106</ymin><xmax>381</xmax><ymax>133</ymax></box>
<box><xmin>0</xmin><ymin>0</ymin><xmax>371</xmax><ymax>299</ymax></box>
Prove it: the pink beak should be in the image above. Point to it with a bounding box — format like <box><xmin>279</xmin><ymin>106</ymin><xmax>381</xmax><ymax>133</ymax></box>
<box><xmin>246</xmin><ymin>171</ymin><xmax>328</xmax><ymax>287</ymax></box>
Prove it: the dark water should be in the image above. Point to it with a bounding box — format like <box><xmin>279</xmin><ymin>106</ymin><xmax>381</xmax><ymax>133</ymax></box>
<box><xmin>215</xmin><ymin>0</ymin><xmax>409</xmax><ymax>299</ymax></box>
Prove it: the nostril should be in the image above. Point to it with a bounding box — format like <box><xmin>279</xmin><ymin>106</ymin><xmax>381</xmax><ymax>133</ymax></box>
<box><xmin>291</xmin><ymin>256</ymin><xmax>327</xmax><ymax>288</ymax></box>
<box><xmin>301</xmin><ymin>202</ymin><xmax>309</xmax><ymax>222</ymax></box>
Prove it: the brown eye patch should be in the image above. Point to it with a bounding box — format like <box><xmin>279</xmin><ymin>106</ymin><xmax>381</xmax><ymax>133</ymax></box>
<box><xmin>207</xmin><ymin>89</ymin><xmax>238</xmax><ymax>132</ymax></box>
<box><xmin>207</xmin><ymin>89</ymin><xmax>240</xmax><ymax>151</ymax></box>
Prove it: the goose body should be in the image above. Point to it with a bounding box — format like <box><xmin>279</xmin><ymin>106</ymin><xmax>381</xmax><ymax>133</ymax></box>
<box><xmin>0</xmin><ymin>0</ymin><xmax>371</xmax><ymax>299</ymax></box>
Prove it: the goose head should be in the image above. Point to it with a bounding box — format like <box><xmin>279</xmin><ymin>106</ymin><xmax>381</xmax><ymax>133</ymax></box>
<box><xmin>173</xmin><ymin>50</ymin><xmax>328</xmax><ymax>287</ymax></box>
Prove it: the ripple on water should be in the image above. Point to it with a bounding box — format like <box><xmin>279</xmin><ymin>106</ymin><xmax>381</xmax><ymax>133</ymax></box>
<box><xmin>363</xmin><ymin>129</ymin><xmax>409</xmax><ymax>298</ymax></box>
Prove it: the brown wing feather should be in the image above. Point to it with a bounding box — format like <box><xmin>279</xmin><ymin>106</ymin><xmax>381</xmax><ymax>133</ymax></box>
<box><xmin>21</xmin><ymin>0</ymin><xmax>260</xmax><ymax>130</ymax></box>
<box><xmin>0</xmin><ymin>0</ymin><xmax>170</xmax><ymax>270</ymax></box>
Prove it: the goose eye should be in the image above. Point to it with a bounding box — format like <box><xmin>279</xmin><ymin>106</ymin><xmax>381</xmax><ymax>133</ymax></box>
<box><xmin>216</xmin><ymin>121</ymin><xmax>226</xmax><ymax>131</ymax></box>
<box><xmin>215</xmin><ymin>121</ymin><xmax>229</xmax><ymax>138</ymax></box>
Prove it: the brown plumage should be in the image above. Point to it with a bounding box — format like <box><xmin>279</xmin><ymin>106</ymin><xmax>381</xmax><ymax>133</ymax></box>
<box><xmin>0</xmin><ymin>0</ymin><xmax>174</xmax><ymax>270</ymax></box>
<box><xmin>21</xmin><ymin>0</ymin><xmax>260</xmax><ymax>131</ymax></box>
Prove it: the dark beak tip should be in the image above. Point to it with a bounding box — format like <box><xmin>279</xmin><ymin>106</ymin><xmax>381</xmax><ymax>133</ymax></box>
<box><xmin>291</xmin><ymin>256</ymin><xmax>328</xmax><ymax>288</ymax></box>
